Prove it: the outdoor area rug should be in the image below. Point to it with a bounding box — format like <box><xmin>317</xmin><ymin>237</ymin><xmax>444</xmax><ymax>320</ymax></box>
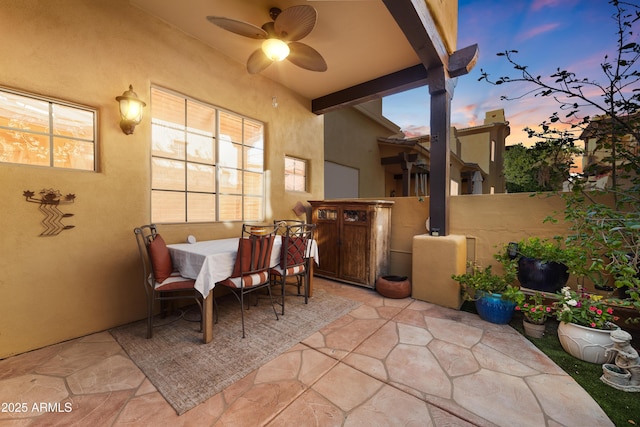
<box><xmin>110</xmin><ymin>288</ymin><xmax>361</xmax><ymax>415</ymax></box>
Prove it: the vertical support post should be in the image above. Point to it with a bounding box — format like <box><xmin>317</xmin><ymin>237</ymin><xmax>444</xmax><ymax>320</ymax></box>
<box><xmin>428</xmin><ymin>66</ymin><xmax>453</xmax><ymax>236</ymax></box>
<box><xmin>400</xmin><ymin>152</ymin><xmax>413</xmax><ymax>197</ymax></box>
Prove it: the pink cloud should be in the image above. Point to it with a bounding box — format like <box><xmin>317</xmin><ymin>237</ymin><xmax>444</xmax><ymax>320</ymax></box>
<box><xmin>531</xmin><ymin>0</ymin><xmax>563</xmax><ymax>11</ymax></box>
<box><xmin>517</xmin><ymin>22</ymin><xmax>560</xmax><ymax>42</ymax></box>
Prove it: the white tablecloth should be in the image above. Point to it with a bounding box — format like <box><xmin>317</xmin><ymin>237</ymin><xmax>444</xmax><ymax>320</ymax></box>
<box><xmin>168</xmin><ymin>236</ymin><xmax>318</xmax><ymax>298</ymax></box>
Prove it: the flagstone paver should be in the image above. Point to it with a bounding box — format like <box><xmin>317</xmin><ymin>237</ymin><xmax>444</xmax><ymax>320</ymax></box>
<box><xmin>0</xmin><ymin>278</ymin><xmax>614</xmax><ymax>426</ymax></box>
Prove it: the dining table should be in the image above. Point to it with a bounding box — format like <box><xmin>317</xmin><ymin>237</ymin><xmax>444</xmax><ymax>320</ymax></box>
<box><xmin>167</xmin><ymin>236</ymin><xmax>319</xmax><ymax>343</ymax></box>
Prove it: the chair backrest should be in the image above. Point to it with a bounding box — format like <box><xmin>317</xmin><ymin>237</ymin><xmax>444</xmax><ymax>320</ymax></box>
<box><xmin>231</xmin><ymin>224</ymin><xmax>278</xmax><ymax>278</ymax></box>
<box><xmin>134</xmin><ymin>223</ymin><xmax>174</xmax><ymax>286</ymax></box>
<box><xmin>274</xmin><ymin>219</ymin><xmax>304</xmax><ymax>235</ymax></box>
<box><xmin>280</xmin><ymin>223</ymin><xmax>315</xmax><ymax>270</ymax></box>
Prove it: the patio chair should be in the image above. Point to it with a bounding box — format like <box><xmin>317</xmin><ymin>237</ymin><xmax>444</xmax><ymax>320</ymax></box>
<box><xmin>216</xmin><ymin>224</ymin><xmax>279</xmax><ymax>338</ymax></box>
<box><xmin>271</xmin><ymin>222</ymin><xmax>316</xmax><ymax>315</ymax></box>
<box><xmin>134</xmin><ymin>224</ymin><xmax>203</xmax><ymax>339</ymax></box>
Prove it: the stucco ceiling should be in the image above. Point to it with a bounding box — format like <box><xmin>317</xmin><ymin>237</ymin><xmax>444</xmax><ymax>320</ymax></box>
<box><xmin>130</xmin><ymin>0</ymin><xmax>423</xmax><ymax>105</ymax></box>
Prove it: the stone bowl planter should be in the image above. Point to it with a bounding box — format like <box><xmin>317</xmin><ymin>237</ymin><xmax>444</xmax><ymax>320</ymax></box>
<box><xmin>557</xmin><ymin>321</ymin><xmax>617</xmax><ymax>364</ymax></box>
<box><xmin>376</xmin><ymin>275</ymin><xmax>411</xmax><ymax>299</ymax></box>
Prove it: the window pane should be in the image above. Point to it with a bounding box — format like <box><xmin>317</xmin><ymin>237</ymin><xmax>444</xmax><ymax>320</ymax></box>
<box><xmin>52</xmin><ymin>104</ymin><xmax>94</xmax><ymax>139</ymax></box>
<box><xmin>151</xmin><ymin>88</ymin><xmax>184</xmax><ymax>127</ymax></box>
<box><xmin>152</xmin><ymin>190</ymin><xmax>185</xmax><ymax>223</ymax></box>
<box><xmin>219</xmin><ymin>167</ymin><xmax>242</xmax><ymax>193</ymax></box>
<box><xmin>186</xmin><ymin>133</ymin><xmax>214</xmax><ymax>164</ymax></box>
<box><xmin>219</xmin><ymin>111</ymin><xmax>242</xmax><ymax>143</ymax></box>
<box><xmin>244</xmin><ymin>196</ymin><xmax>263</xmax><ymax>221</ymax></box>
<box><xmin>244</xmin><ymin>146</ymin><xmax>263</xmax><ymax>171</ymax></box>
<box><xmin>0</xmin><ymin>129</ymin><xmax>49</xmax><ymax>165</ymax></box>
<box><xmin>53</xmin><ymin>137</ymin><xmax>94</xmax><ymax>170</ymax></box>
<box><xmin>0</xmin><ymin>92</ymin><xmax>49</xmax><ymax>133</ymax></box>
<box><xmin>244</xmin><ymin>121</ymin><xmax>263</xmax><ymax>148</ymax></box>
<box><xmin>152</xmin><ymin>157</ymin><xmax>185</xmax><ymax>190</ymax></box>
<box><xmin>219</xmin><ymin>194</ymin><xmax>242</xmax><ymax>221</ymax></box>
<box><xmin>152</xmin><ymin>124</ymin><xmax>186</xmax><ymax>160</ymax></box>
<box><xmin>219</xmin><ymin>140</ymin><xmax>242</xmax><ymax>168</ymax></box>
<box><xmin>187</xmin><ymin>193</ymin><xmax>215</xmax><ymax>222</ymax></box>
<box><xmin>187</xmin><ymin>163</ymin><xmax>215</xmax><ymax>192</ymax></box>
<box><xmin>187</xmin><ymin>101</ymin><xmax>215</xmax><ymax>136</ymax></box>
<box><xmin>244</xmin><ymin>171</ymin><xmax>263</xmax><ymax>195</ymax></box>
<box><xmin>285</xmin><ymin>157</ymin><xmax>295</xmax><ymax>174</ymax></box>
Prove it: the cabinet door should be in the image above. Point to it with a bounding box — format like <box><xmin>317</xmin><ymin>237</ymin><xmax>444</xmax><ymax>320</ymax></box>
<box><xmin>339</xmin><ymin>208</ymin><xmax>369</xmax><ymax>284</ymax></box>
<box><xmin>314</xmin><ymin>207</ymin><xmax>339</xmax><ymax>278</ymax></box>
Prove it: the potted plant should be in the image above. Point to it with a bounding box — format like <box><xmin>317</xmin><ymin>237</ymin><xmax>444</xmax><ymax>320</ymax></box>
<box><xmin>498</xmin><ymin>237</ymin><xmax>576</xmax><ymax>293</ymax></box>
<box><xmin>452</xmin><ymin>262</ymin><xmax>524</xmax><ymax>324</ymax></box>
<box><xmin>554</xmin><ymin>286</ymin><xmax>620</xmax><ymax>364</ymax></box>
<box><xmin>516</xmin><ymin>292</ymin><xmax>552</xmax><ymax>338</ymax></box>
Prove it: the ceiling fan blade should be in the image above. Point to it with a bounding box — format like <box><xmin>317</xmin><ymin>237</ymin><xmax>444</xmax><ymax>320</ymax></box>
<box><xmin>287</xmin><ymin>42</ymin><xmax>327</xmax><ymax>72</ymax></box>
<box><xmin>247</xmin><ymin>48</ymin><xmax>273</xmax><ymax>74</ymax></box>
<box><xmin>274</xmin><ymin>5</ymin><xmax>317</xmax><ymax>41</ymax></box>
<box><xmin>206</xmin><ymin>16</ymin><xmax>267</xmax><ymax>39</ymax></box>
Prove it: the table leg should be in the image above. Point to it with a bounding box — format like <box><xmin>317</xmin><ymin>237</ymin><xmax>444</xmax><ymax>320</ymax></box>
<box><xmin>203</xmin><ymin>293</ymin><xmax>213</xmax><ymax>344</ymax></box>
<box><xmin>308</xmin><ymin>261</ymin><xmax>315</xmax><ymax>297</ymax></box>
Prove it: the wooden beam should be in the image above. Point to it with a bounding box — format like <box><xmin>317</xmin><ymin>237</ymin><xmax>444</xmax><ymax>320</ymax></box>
<box><xmin>427</xmin><ymin>66</ymin><xmax>452</xmax><ymax>236</ymax></box>
<box><xmin>382</xmin><ymin>0</ymin><xmax>450</xmax><ymax>71</ymax></box>
<box><xmin>311</xmin><ymin>65</ymin><xmax>428</xmax><ymax>115</ymax></box>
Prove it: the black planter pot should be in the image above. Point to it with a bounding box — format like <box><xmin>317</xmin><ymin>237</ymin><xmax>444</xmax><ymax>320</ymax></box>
<box><xmin>517</xmin><ymin>257</ymin><xmax>569</xmax><ymax>292</ymax></box>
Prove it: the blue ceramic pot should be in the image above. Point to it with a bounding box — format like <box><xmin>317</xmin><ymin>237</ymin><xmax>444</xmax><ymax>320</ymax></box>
<box><xmin>475</xmin><ymin>292</ymin><xmax>516</xmax><ymax>324</ymax></box>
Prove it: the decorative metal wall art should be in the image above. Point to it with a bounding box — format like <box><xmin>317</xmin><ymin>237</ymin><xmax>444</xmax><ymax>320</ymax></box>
<box><xmin>23</xmin><ymin>189</ymin><xmax>76</xmax><ymax>236</ymax></box>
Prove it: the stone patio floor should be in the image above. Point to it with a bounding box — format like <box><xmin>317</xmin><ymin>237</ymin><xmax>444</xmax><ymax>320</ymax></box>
<box><xmin>0</xmin><ymin>277</ymin><xmax>613</xmax><ymax>426</ymax></box>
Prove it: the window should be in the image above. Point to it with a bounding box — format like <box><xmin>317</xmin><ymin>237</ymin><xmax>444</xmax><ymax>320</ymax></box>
<box><xmin>0</xmin><ymin>86</ymin><xmax>96</xmax><ymax>170</ymax></box>
<box><xmin>285</xmin><ymin>156</ymin><xmax>307</xmax><ymax>192</ymax></box>
<box><xmin>151</xmin><ymin>87</ymin><xmax>264</xmax><ymax>223</ymax></box>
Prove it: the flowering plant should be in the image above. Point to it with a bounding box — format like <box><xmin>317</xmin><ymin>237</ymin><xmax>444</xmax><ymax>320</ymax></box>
<box><xmin>554</xmin><ymin>286</ymin><xmax>617</xmax><ymax>329</ymax></box>
<box><xmin>516</xmin><ymin>292</ymin><xmax>552</xmax><ymax>325</ymax></box>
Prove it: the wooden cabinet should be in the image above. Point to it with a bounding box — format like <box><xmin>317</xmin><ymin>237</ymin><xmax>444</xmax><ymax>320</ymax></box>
<box><xmin>309</xmin><ymin>199</ymin><xmax>393</xmax><ymax>288</ymax></box>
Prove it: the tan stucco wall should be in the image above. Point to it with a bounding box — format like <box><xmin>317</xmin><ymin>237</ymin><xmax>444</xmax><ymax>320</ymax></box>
<box><xmin>0</xmin><ymin>0</ymin><xmax>324</xmax><ymax>359</ymax></box>
<box><xmin>377</xmin><ymin>192</ymin><xmax>571</xmax><ymax>283</ymax></box>
<box><xmin>324</xmin><ymin>107</ymin><xmax>393</xmax><ymax>198</ymax></box>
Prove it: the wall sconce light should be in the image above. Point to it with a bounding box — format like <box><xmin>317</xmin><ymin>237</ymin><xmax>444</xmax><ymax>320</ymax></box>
<box><xmin>261</xmin><ymin>38</ymin><xmax>290</xmax><ymax>62</ymax></box>
<box><xmin>115</xmin><ymin>84</ymin><xmax>146</xmax><ymax>135</ymax></box>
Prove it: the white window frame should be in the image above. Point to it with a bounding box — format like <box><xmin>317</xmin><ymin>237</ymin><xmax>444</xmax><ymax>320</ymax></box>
<box><xmin>150</xmin><ymin>86</ymin><xmax>265</xmax><ymax>223</ymax></box>
<box><xmin>285</xmin><ymin>155</ymin><xmax>307</xmax><ymax>192</ymax></box>
<box><xmin>0</xmin><ymin>86</ymin><xmax>97</xmax><ymax>171</ymax></box>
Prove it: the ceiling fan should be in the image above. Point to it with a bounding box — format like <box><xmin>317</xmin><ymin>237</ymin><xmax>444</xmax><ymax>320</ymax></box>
<box><xmin>206</xmin><ymin>5</ymin><xmax>327</xmax><ymax>74</ymax></box>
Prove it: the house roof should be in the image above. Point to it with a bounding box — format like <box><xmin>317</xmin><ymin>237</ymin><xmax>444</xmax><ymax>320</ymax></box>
<box><xmin>130</xmin><ymin>0</ymin><xmax>462</xmax><ymax>114</ymax></box>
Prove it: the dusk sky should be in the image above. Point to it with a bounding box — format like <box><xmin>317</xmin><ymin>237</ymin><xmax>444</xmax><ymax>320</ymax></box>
<box><xmin>382</xmin><ymin>0</ymin><xmax>633</xmax><ymax>145</ymax></box>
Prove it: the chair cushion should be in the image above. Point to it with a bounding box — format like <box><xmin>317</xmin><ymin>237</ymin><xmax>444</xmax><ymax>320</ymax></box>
<box><xmin>280</xmin><ymin>236</ymin><xmax>306</xmax><ymax>268</ymax></box>
<box><xmin>155</xmin><ymin>272</ymin><xmax>196</xmax><ymax>291</ymax></box>
<box><xmin>270</xmin><ymin>264</ymin><xmax>306</xmax><ymax>277</ymax></box>
<box><xmin>148</xmin><ymin>234</ymin><xmax>173</xmax><ymax>283</ymax></box>
<box><xmin>219</xmin><ymin>271</ymin><xmax>270</xmax><ymax>289</ymax></box>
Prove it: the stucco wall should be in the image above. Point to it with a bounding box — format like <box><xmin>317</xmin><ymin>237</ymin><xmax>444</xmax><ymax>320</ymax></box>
<box><xmin>0</xmin><ymin>0</ymin><xmax>324</xmax><ymax>359</ymax></box>
<box><xmin>378</xmin><ymin>192</ymin><xmax>571</xmax><ymax>282</ymax></box>
<box><xmin>324</xmin><ymin>108</ymin><xmax>390</xmax><ymax>197</ymax></box>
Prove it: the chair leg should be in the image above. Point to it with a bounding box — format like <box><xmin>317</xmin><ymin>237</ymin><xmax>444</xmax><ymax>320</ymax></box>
<box><xmin>240</xmin><ymin>290</ymin><xmax>246</xmax><ymax>339</ymax></box>
<box><xmin>267</xmin><ymin>284</ymin><xmax>280</xmax><ymax>321</ymax></box>
<box><xmin>281</xmin><ymin>276</ymin><xmax>286</xmax><ymax>315</ymax></box>
<box><xmin>147</xmin><ymin>295</ymin><xmax>154</xmax><ymax>339</ymax></box>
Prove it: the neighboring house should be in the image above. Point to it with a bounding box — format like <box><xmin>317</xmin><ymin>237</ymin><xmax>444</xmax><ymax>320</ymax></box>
<box><xmin>324</xmin><ymin>107</ymin><xmax>510</xmax><ymax>197</ymax></box>
<box><xmin>580</xmin><ymin>113</ymin><xmax>640</xmax><ymax>189</ymax></box>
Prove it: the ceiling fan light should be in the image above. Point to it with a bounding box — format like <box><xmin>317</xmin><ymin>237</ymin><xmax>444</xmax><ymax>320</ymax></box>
<box><xmin>262</xmin><ymin>38</ymin><xmax>290</xmax><ymax>62</ymax></box>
